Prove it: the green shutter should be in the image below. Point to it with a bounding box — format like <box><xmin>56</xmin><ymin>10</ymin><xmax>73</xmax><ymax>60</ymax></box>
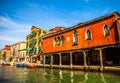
<box><xmin>38</xmin><ymin>38</ymin><xmax>41</xmax><ymax>42</ymax></box>
<box><xmin>34</xmin><ymin>48</ymin><xmax>36</xmax><ymax>52</ymax></box>
<box><xmin>43</xmin><ymin>30</ymin><xmax>46</xmax><ymax>34</ymax></box>
<box><xmin>31</xmin><ymin>31</ymin><xmax>36</xmax><ymax>37</ymax></box>
<box><xmin>38</xmin><ymin>47</ymin><xmax>41</xmax><ymax>51</ymax></box>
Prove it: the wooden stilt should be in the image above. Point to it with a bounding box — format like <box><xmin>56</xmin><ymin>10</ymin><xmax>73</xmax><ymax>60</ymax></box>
<box><xmin>59</xmin><ymin>53</ymin><xmax>62</xmax><ymax>66</ymax></box>
<box><xmin>43</xmin><ymin>55</ymin><xmax>45</xmax><ymax>68</ymax></box>
<box><xmin>50</xmin><ymin>54</ymin><xmax>53</xmax><ymax>68</ymax></box>
<box><xmin>99</xmin><ymin>49</ymin><xmax>103</xmax><ymax>71</ymax></box>
<box><xmin>83</xmin><ymin>51</ymin><xmax>87</xmax><ymax>70</ymax></box>
<box><xmin>70</xmin><ymin>52</ymin><xmax>73</xmax><ymax>68</ymax></box>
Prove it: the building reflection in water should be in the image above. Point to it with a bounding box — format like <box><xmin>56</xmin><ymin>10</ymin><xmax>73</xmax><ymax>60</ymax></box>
<box><xmin>0</xmin><ymin>66</ymin><xmax>119</xmax><ymax>83</ymax></box>
<box><xmin>100</xmin><ymin>73</ymin><xmax>107</xmax><ymax>83</ymax></box>
<box><xmin>57</xmin><ymin>69</ymin><xmax>108</xmax><ymax>83</ymax></box>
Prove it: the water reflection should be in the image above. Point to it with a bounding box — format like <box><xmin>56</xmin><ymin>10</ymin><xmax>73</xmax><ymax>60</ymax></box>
<box><xmin>0</xmin><ymin>65</ymin><xmax>120</xmax><ymax>83</ymax></box>
<box><xmin>100</xmin><ymin>73</ymin><xmax>107</xmax><ymax>83</ymax></box>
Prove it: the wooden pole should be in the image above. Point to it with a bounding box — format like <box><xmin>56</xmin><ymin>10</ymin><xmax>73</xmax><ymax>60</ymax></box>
<box><xmin>50</xmin><ymin>54</ymin><xmax>53</xmax><ymax>68</ymax></box>
<box><xmin>59</xmin><ymin>53</ymin><xmax>62</xmax><ymax>66</ymax></box>
<box><xmin>83</xmin><ymin>51</ymin><xmax>87</xmax><ymax>70</ymax></box>
<box><xmin>43</xmin><ymin>55</ymin><xmax>45</xmax><ymax>68</ymax></box>
<box><xmin>99</xmin><ymin>49</ymin><xmax>103</xmax><ymax>71</ymax></box>
<box><xmin>70</xmin><ymin>52</ymin><xmax>73</xmax><ymax>68</ymax></box>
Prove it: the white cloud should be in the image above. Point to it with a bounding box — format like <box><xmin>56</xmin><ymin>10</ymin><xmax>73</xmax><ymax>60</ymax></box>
<box><xmin>0</xmin><ymin>15</ymin><xmax>31</xmax><ymax>49</ymax></box>
<box><xmin>0</xmin><ymin>35</ymin><xmax>23</xmax><ymax>42</ymax></box>
<box><xmin>0</xmin><ymin>16</ymin><xmax>30</xmax><ymax>29</ymax></box>
<box><xmin>103</xmin><ymin>8</ymin><xmax>110</xmax><ymax>14</ymax></box>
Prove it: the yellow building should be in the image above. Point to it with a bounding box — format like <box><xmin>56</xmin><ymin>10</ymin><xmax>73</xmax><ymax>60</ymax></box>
<box><xmin>11</xmin><ymin>41</ymin><xmax>26</xmax><ymax>62</ymax></box>
<box><xmin>0</xmin><ymin>49</ymin><xmax>3</xmax><ymax>61</ymax></box>
<box><xmin>18</xmin><ymin>41</ymin><xmax>26</xmax><ymax>62</ymax></box>
<box><xmin>26</xmin><ymin>26</ymin><xmax>49</xmax><ymax>63</ymax></box>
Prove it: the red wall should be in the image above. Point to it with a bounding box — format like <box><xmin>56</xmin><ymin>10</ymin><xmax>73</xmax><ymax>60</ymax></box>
<box><xmin>43</xmin><ymin>14</ymin><xmax>120</xmax><ymax>53</ymax></box>
<box><xmin>5</xmin><ymin>45</ymin><xmax>11</xmax><ymax>50</ymax></box>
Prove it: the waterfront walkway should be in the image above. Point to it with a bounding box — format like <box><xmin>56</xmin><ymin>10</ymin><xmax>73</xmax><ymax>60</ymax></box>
<box><xmin>29</xmin><ymin>63</ymin><xmax>120</xmax><ymax>72</ymax></box>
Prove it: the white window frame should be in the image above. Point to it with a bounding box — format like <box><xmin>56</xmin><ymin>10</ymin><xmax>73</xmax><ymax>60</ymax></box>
<box><xmin>85</xmin><ymin>29</ymin><xmax>92</xmax><ymax>40</ymax></box>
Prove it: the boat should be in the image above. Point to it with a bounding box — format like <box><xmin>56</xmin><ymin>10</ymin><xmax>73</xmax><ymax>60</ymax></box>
<box><xmin>10</xmin><ymin>62</ymin><xmax>15</xmax><ymax>66</ymax></box>
<box><xmin>26</xmin><ymin>64</ymin><xmax>36</xmax><ymax>69</ymax></box>
<box><xmin>1</xmin><ymin>61</ymin><xmax>10</xmax><ymax>66</ymax></box>
<box><xmin>2</xmin><ymin>63</ymin><xmax>10</xmax><ymax>66</ymax></box>
<box><xmin>16</xmin><ymin>63</ymin><xmax>26</xmax><ymax>67</ymax></box>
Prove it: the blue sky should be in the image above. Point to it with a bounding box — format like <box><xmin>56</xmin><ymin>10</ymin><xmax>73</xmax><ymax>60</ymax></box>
<box><xmin>0</xmin><ymin>0</ymin><xmax>120</xmax><ymax>49</ymax></box>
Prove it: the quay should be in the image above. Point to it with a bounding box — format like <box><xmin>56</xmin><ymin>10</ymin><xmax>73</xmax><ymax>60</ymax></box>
<box><xmin>34</xmin><ymin>63</ymin><xmax>120</xmax><ymax>72</ymax></box>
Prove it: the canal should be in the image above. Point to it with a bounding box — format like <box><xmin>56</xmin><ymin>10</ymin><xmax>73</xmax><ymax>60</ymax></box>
<box><xmin>0</xmin><ymin>65</ymin><xmax>120</xmax><ymax>83</ymax></box>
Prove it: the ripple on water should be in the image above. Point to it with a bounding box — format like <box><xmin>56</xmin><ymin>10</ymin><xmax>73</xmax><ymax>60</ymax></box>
<box><xmin>0</xmin><ymin>65</ymin><xmax>120</xmax><ymax>83</ymax></box>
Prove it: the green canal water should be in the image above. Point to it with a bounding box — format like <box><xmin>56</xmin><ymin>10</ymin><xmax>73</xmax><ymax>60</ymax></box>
<box><xmin>0</xmin><ymin>65</ymin><xmax>120</xmax><ymax>83</ymax></box>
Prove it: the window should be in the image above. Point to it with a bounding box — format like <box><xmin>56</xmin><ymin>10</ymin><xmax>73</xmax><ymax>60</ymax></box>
<box><xmin>85</xmin><ymin>29</ymin><xmax>92</xmax><ymax>40</ymax></box>
<box><xmin>73</xmin><ymin>30</ymin><xmax>78</xmax><ymax>45</ymax></box>
<box><xmin>38</xmin><ymin>30</ymin><xmax>41</xmax><ymax>35</ymax></box>
<box><xmin>38</xmin><ymin>47</ymin><xmax>41</xmax><ymax>52</ymax></box>
<box><xmin>57</xmin><ymin>37</ymin><xmax>60</xmax><ymax>45</ymax></box>
<box><xmin>54</xmin><ymin>36</ymin><xmax>64</xmax><ymax>46</ymax></box>
<box><xmin>104</xmin><ymin>24</ymin><xmax>110</xmax><ymax>37</ymax></box>
<box><xmin>54</xmin><ymin>37</ymin><xmax>57</xmax><ymax>46</ymax></box>
<box><xmin>43</xmin><ymin>30</ymin><xmax>46</xmax><ymax>34</ymax></box>
<box><xmin>38</xmin><ymin>38</ymin><xmax>41</xmax><ymax>43</ymax></box>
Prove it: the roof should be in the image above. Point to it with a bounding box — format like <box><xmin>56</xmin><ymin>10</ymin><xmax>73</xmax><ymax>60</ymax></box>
<box><xmin>11</xmin><ymin>41</ymin><xmax>26</xmax><ymax>46</ymax></box>
<box><xmin>42</xmin><ymin>12</ymin><xmax>120</xmax><ymax>39</ymax></box>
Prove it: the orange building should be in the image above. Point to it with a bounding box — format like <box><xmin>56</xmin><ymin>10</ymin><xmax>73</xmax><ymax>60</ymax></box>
<box><xmin>42</xmin><ymin>12</ymin><xmax>120</xmax><ymax>71</ymax></box>
<box><xmin>1</xmin><ymin>45</ymin><xmax>11</xmax><ymax>62</ymax></box>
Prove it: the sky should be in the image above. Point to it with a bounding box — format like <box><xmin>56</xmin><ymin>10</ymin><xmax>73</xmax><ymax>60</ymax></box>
<box><xmin>0</xmin><ymin>0</ymin><xmax>120</xmax><ymax>49</ymax></box>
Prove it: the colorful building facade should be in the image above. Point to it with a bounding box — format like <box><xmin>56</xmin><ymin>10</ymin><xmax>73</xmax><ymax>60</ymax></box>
<box><xmin>18</xmin><ymin>41</ymin><xmax>26</xmax><ymax>62</ymax></box>
<box><xmin>0</xmin><ymin>45</ymin><xmax>11</xmax><ymax>62</ymax></box>
<box><xmin>26</xmin><ymin>26</ymin><xmax>49</xmax><ymax>63</ymax></box>
<box><xmin>42</xmin><ymin>12</ymin><xmax>120</xmax><ymax>71</ymax></box>
<box><xmin>11</xmin><ymin>41</ymin><xmax>26</xmax><ymax>62</ymax></box>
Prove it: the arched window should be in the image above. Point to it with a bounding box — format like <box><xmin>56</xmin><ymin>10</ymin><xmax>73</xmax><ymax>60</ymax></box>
<box><xmin>73</xmin><ymin>30</ymin><xmax>78</xmax><ymax>45</ymax></box>
<box><xmin>104</xmin><ymin>24</ymin><xmax>110</xmax><ymax>37</ymax></box>
<box><xmin>85</xmin><ymin>29</ymin><xmax>92</xmax><ymax>40</ymax></box>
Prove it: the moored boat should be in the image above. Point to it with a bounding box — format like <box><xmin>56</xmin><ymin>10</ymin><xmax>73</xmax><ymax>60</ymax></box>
<box><xmin>1</xmin><ymin>61</ymin><xmax>10</xmax><ymax>66</ymax></box>
<box><xmin>26</xmin><ymin>64</ymin><xmax>36</xmax><ymax>69</ymax></box>
<box><xmin>2</xmin><ymin>63</ymin><xmax>10</xmax><ymax>66</ymax></box>
<box><xmin>10</xmin><ymin>62</ymin><xmax>15</xmax><ymax>66</ymax></box>
<box><xmin>16</xmin><ymin>63</ymin><xmax>26</xmax><ymax>67</ymax></box>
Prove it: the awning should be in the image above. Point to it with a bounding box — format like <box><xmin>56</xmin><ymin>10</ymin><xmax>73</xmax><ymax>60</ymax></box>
<box><xmin>14</xmin><ymin>55</ymin><xmax>19</xmax><ymax>58</ymax></box>
<box><xmin>19</xmin><ymin>56</ymin><xmax>25</xmax><ymax>59</ymax></box>
<box><xmin>25</xmin><ymin>56</ymin><xmax>29</xmax><ymax>58</ymax></box>
<box><xmin>31</xmin><ymin>55</ymin><xmax>38</xmax><ymax>57</ymax></box>
<box><xmin>29</xmin><ymin>47</ymin><xmax>34</xmax><ymax>51</ymax></box>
